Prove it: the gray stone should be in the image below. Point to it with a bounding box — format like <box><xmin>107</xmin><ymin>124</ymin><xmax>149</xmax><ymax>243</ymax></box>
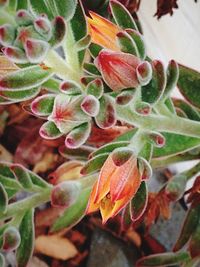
<box><xmin>150</xmin><ymin>202</ymin><xmax>186</xmax><ymax>251</ymax></box>
<box><xmin>87</xmin><ymin>228</ymin><xmax>139</xmax><ymax>267</ymax></box>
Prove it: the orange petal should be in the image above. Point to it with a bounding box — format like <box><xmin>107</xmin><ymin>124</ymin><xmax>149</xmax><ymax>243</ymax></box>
<box><xmin>87</xmin><ymin>11</ymin><xmax>120</xmax><ymax>51</ymax></box>
<box><xmin>94</xmin><ymin>154</ymin><xmax>116</xmax><ymax>204</ymax></box>
<box><xmin>86</xmin><ymin>182</ymin><xmax>100</xmax><ymax>214</ymax></box>
<box><xmin>110</xmin><ymin>156</ymin><xmax>141</xmax><ymax>202</ymax></box>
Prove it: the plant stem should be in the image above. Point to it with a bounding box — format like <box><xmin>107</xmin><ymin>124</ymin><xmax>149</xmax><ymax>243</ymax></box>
<box><xmin>151</xmin><ymin>153</ymin><xmax>200</xmax><ymax>169</ymax></box>
<box><xmin>0</xmin><ymin>188</ymin><xmax>51</xmax><ymax>221</ymax></box>
<box><xmin>44</xmin><ymin>50</ymin><xmax>80</xmax><ymax>82</ymax></box>
<box><xmin>116</xmin><ymin>105</ymin><xmax>200</xmax><ymax>138</ymax></box>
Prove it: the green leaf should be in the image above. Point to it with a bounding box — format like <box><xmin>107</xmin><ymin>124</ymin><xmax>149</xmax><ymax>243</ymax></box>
<box><xmin>80</xmin><ymin>153</ymin><xmax>109</xmax><ymax>175</ymax></box>
<box><xmin>0</xmin><ymin>87</ymin><xmax>40</xmax><ymax>102</ymax></box>
<box><xmin>90</xmin><ymin>141</ymin><xmax>130</xmax><ymax>158</ymax></box>
<box><xmin>116</xmin><ymin>31</ymin><xmax>139</xmax><ymax>57</ymax></box>
<box><xmin>0</xmin><ymin>65</ymin><xmax>53</xmax><ymax>90</ymax></box>
<box><xmin>130</xmin><ymin>181</ymin><xmax>148</xmax><ymax>221</ymax></box>
<box><xmin>89</xmin><ymin>43</ymin><xmax>103</xmax><ymax>58</ymax></box>
<box><xmin>0</xmin><ymin>253</ymin><xmax>5</xmax><ymax>267</ymax></box>
<box><xmin>142</xmin><ymin>60</ymin><xmax>166</xmax><ymax>104</ymax></box>
<box><xmin>31</xmin><ymin>94</ymin><xmax>55</xmax><ymax>116</ymax></box>
<box><xmin>16</xmin><ymin>209</ymin><xmax>35</xmax><ymax>267</ymax></box>
<box><xmin>59</xmin><ymin>145</ymin><xmax>93</xmax><ymax>160</ymax></box>
<box><xmin>0</xmin><ymin>183</ymin><xmax>8</xmax><ymax>213</ymax></box>
<box><xmin>174</xmin><ymin>205</ymin><xmax>200</xmax><ymax>251</ymax></box>
<box><xmin>39</xmin><ymin>121</ymin><xmax>63</xmax><ymax>140</ymax></box>
<box><xmin>137</xmin><ymin>251</ymin><xmax>190</xmax><ymax>267</ymax></box>
<box><xmin>11</xmin><ymin>164</ymin><xmax>33</xmax><ymax>190</ymax></box>
<box><xmin>51</xmin><ymin>187</ymin><xmax>91</xmax><ymax>232</ymax></box>
<box><xmin>153</xmin><ymin>132</ymin><xmax>200</xmax><ymax>158</ymax></box>
<box><xmin>177</xmin><ymin>64</ymin><xmax>200</xmax><ymax>109</ymax></box>
<box><xmin>126</xmin><ymin>29</ymin><xmax>146</xmax><ymax>60</ymax></box>
<box><xmin>29</xmin><ymin>0</ymin><xmax>77</xmax><ymax>20</ymax></box>
<box><xmin>109</xmin><ymin>0</ymin><xmax>138</xmax><ymax>30</ymax></box>
<box><xmin>28</xmin><ymin>171</ymin><xmax>51</xmax><ymax>189</ymax></box>
<box><xmin>0</xmin><ymin>174</ymin><xmax>22</xmax><ymax>191</ymax></box>
<box><xmin>162</xmin><ymin>60</ymin><xmax>179</xmax><ymax>100</ymax></box>
<box><xmin>173</xmin><ymin>98</ymin><xmax>200</xmax><ymax>121</ymax></box>
<box><xmin>42</xmin><ymin>78</ymin><xmax>60</xmax><ymax>93</ymax></box>
<box><xmin>83</xmin><ymin>63</ymin><xmax>101</xmax><ymax>76</ymax></box>
<box><xmin>0</xmin><ymin>162</ymin><xmax>15</xmax><ymax>179</ymax></box>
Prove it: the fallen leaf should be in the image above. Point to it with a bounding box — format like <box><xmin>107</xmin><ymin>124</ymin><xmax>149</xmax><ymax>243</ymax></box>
<box><xmin>0</xmin><ymin>144</ymin><xmax>13</xmax><ymax>162</ymax></box>
<box><xmin>35</xmin><ymin>235</ymin><xmax>78</xmax><ymax>260</ymax></box>
<box><xmin>28</xmin><ymin>257</ymin><xmax>49</xmax><ymax>267</ymax></box>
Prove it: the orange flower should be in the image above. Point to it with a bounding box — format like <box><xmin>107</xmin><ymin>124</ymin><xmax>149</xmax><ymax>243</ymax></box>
<box><xmin>86</xmin><ymin>148</ymin><xmax>141</xmax><ymax>223</ymax></box>
<box><xmin>87</xmin><ymin>11</ymin><xmax>120</xmax><ymax>51</ymax></box>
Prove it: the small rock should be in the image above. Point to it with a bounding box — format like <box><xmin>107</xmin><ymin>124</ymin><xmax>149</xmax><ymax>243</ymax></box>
<box><xmin>87</xmin><ymin>228</ymin><xmax>139</xmax><ymax>267</ymax></box>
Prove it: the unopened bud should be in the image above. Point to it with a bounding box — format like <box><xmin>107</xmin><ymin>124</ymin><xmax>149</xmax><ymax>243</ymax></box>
<box><xmin>34</xmin><ymin>17</ymin><xmax>52</xmax><ymax>40</ymax></box>
<box><xmin>16</xmin><ymin>10</ymin><xmax>33</xmax><ymax>26</ymax></box>
<box><xmin>65</xmin><ymin>122</ymin><xmax>91</xmax><ymax>149</ymax></box>
<box><xmin>81</xmin><ymin>95</ymin><xmax>100</xmax><ymax>117</ymax></box>
<box><xmin>51</xmin><ymin>181</ymin><xmax>81</xmax><ymax>208</ymax></box>
<box><xmin>24</xmin><ymin>38</ymin><xmax>49</xmax><ymax>63</ymax></box>
<box><xmin>0</xmin><ymin>24</ymin><xmax>15</xmax><ymax>46</ymax></box>
<box><xmin>2</xmin><ymin>46</ymin><xmax>28</xmax><ymax>64</ymax></box>
<box><xmin>2</xmin><ymin>227</ymin><xmax>21</xmax><ymax>252</ymax></box>
<box><xmin>59</xmin><ymin>80</ymin><xmax>82</xmax><ymax>95</ymax></box>
<box><xmin>136</xmin><ymin>61</ymin><xmax>152</xmax><ymax>86</ymax></box>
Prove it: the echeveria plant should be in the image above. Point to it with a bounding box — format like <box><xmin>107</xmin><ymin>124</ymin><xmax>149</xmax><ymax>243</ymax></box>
<box><xmin>0</xmin><ymin>0</ymin><xmax>200</xmax><ymax>266</ymax></box>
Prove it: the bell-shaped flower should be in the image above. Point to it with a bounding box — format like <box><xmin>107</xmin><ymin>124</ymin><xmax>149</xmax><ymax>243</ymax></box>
<box><xmin>87</xmin><ymin>11</ymin><xmax>120</xmax><ymax>51</ymax></box>
<box><xmin>86</xmin><ymin>148</ymin><xmax>141</xmax><ymax>223</ymax></box>
<box><xmin>95</xmin><ymin>49</ymin><xmax>144</xmax><ymax>91</ymax></box>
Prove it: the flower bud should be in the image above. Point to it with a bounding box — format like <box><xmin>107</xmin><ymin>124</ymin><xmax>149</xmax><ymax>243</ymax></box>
<box><xmin>16</xmin><ymin>10</ymin><xmax>33</xmax><ymax>26</ymax></box>
<box><xmin>81</xmin><ymin>95</ymin><xmax>100</xmax><ymax>117</ymax></box>
<box><xmin>2</xmin><ymin>46</ymin><xmax>28</xmax><ymax>64</ymax></box>
<box><xmin>51</xmin><ymin>180</ymin><xmax>81</xmax><ymax>208</ymax></box>
<box><xmin>34</xmin><ymin>16</ymin><xmax>52</xmax><ymax>40</ymax></box>
<box><xmin>2</xmin><ymin>226</ymin><xmax>21</xmax><ymax>252</ymax></box>
<box><xmin>94</xmin><ymin>49</ymin><xmax>141</xmax><ymax>91</ymax></box>
<box><xmin>59</xmin><ymin>80</ymin><xmax>82</xmax><ymax>95</ymax></box>
<box><xmin>65</xmin><ymin>122</ymin><xmax>91</xmax><ymax>149</ymax></box>
<box><xmin>136</xmin><ymin>61</ymin><xmax>152</xmax><ymax>86</ymax></box>
<box><xmin>0</xmin><ymin>24</ymin><xmax>15</xmax><ymax>46</ymax></box>
<box><xmin>24</xmin><ymin>38</ymin><xmax>49</xmax><ymax>63</ymax></box>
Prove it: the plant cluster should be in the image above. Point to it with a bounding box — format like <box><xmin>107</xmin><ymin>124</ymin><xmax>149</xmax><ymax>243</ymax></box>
<box><xmin>0</xmin><ymin>0</ymin><xmax>200</xmax><ymax>266</ymax></box>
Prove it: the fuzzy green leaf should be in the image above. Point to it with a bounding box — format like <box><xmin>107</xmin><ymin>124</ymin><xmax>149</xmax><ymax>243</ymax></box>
<box><xmin>80</xmin><ymin>153</ymin><xmax>109</xmax><ymax>175</ymax></box>
<box><xmin>16</xmin><ymin>209</ymin><xmax>34</xmax><ymax>267</ymax></box>
<box><xmin>51</xmin><ymin>187</ymin><xmax>91</xmax><ymax>232</ymax></box>
<box><xmin>178</xmin><ymin>64</ymin><xmax>200</xmax><ymax>109</ymax></box>
<box><xmin>29</xmin><ymin>0</ymin><xmax>77</xmax><ymax>20</ymax></box>
<box><xmin>0</xmin><ymin>183</ymin><xmax>8</xmax><ymax>213</ymax></box>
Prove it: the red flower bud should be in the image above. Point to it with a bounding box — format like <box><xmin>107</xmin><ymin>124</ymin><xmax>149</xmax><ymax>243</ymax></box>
<box><xmin>95</xmin><ymin>49</ymin><xmax>141</xmax><ymax>91</ymax></box>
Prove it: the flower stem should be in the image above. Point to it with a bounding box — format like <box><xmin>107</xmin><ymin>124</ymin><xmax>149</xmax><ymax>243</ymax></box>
<box><xmin>0</xmin><ymin>188</ymin><xmax>51</xmax><ymax>221</ymax></box>
<box><xmin>116</xmin><ymin>105</ymin><xmax>200</xmax><ymax>138</ymax></box>
<box><xmin>44</xmin><ymin>50</ymin><xmax>80</xmax><ymax>82</ymax></box>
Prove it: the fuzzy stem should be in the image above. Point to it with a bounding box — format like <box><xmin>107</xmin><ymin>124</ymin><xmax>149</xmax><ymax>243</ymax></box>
<box><xmin>116</xmin><ymin>105</ymin><xmax>200</xmax><ymax>139</ymax></box>
<box><xmin>44</xmin><ymin>50</ymin><xmax>80</xmax><ymax>82</ymax></box>
<box><xmin>0</xmin><ymin>188</ymin><xmax>51</xmax><ymax>221</ymax></box>
<box><xmin>152</xmin><ymin>153</ymin><xmax>200</xmax><ymax>169</ymax></box>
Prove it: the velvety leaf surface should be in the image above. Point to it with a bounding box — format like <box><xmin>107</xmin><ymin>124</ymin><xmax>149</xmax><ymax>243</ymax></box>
<box><xmin>29</xmin><ymin>0</ymin><xmax>77</xmax><ymax>20</ymax></box>
<box><xmin>16</xmin><ymin>209</ymin><xmax>35</xmax><ymax>267</ymax></box>
<box><xmin>177</xmin><ymin>64</ymin><xmax>200</xmax><ymax>109</ymax></box>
